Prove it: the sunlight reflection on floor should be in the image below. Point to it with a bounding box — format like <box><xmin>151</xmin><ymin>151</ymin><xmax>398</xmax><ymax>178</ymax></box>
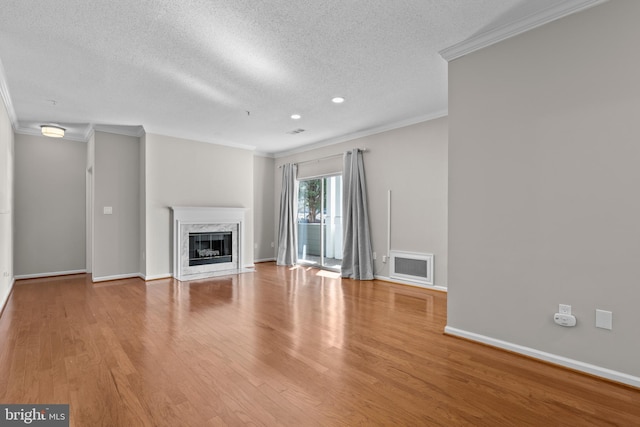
<box><xmin>315</xmin><ymin>270</ymin><xmax>340</xmax><ymax>279</ymax></box>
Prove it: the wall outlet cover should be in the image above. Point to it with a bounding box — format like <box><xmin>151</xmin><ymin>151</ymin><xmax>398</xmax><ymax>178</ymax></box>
<box><xmin>595</xmin><ymin>309</ymin><xmax>613</xmax><ymax>330</ymax></box>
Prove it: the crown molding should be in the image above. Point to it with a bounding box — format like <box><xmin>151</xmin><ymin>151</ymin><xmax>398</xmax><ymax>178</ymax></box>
<box><xmin>0</xmin><ymin>58</ymin><xmax>18</xmax><ymax>129</ymax></box>
<box><xmin>439</xmin><ymin>0</ymin><xmax>608</xmax><ymax>62</ymax></box>
<box><xmin>93</xmin><ymin>124</ymin><xmax>146</xmax><ymax>138</ymax></box>
<box><xmin>15</xmin><ymin>123</ymin><xmax>146</xmax><ymax>142</ymax></box>
<box><xmin>143</xmin><ymin>128</ymin><xmax>256</xmax><ymax>152</ymax></box>
<box><xmin>253</xmin><ymin>151</ymin><xmax>275</xmax><ymax>159</ymax></box>
<box><xmin>273</xmin><ymin>110</ymin><xmax>448</xmax><ymax>158</ymax></box>
<box><xmin>14</xmin><ymin>125</ymin><xmax>88</xmax><ymax>142</ymax></box>
<box><xmin>84</xmin><ymin>126</ymin><xmax>95</xmax><ymax>141</ymax></box>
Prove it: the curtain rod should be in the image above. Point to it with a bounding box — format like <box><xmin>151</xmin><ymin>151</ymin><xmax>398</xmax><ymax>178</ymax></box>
<box><xmin>278</xmin><ymin>148</ymin><xmax>367</xmax><ymax>168</ymax></box>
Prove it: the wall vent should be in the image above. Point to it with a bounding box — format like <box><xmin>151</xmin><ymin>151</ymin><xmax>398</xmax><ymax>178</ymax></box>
<box><xmin>390</xmin><ymin>251</ymin><xmax>433</xmax><ymax>286</ymax></box>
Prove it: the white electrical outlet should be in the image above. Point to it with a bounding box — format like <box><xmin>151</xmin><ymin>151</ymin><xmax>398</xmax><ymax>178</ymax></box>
<box><xmin>373</xmin><ymin>252</ymin><xmax>377</xmax><ymax>260</ymax></box>
<box><xmin>382</xmin><ymin>255</ymin><xmax>387</xmax><ymax>263</ymax></box>
<box><xmin>559</xmin><ymin>304</ymin><xmax>571</xmax><ymax>315</ymax></box>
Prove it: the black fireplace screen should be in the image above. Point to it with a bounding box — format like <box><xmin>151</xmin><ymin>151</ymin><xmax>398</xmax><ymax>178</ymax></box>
<box><xmin>189</xmin><ymin>231</ymin><xmax>232</xmax><ymax>266</ymax></box>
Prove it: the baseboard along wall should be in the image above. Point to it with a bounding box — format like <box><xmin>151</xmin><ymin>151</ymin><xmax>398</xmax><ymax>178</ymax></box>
<box><xmin>14</xmin><ymin>269</ymin><xmax>87</xmax><ymax>280</ymax></box>
<box><xmin>0</xmin><ymin>278</ymin><xmax>14</xmax><ymax>317</ymax></box>
<box><xmin>445</xmin><ymin>326</ymin><xmax>640</xmax><ymax>389</ymax></box>
<box><xmin>375</xmin><ymin>274</ymin><xmax>447</xmax><ymax>292</ymax></box>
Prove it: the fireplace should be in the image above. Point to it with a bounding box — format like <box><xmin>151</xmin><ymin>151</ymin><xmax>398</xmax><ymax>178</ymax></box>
<box><xmin>171</xmin><ymin>207</ymin><xmax>248</xmax><ymax>281</ymax></box>
<box><xmin>189</xmin><ymin>231</ymin><xmax>232</xmax><ymax>266</ymax></box>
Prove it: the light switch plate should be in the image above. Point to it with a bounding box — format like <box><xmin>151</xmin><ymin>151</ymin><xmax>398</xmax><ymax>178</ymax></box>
<box><xmin>595</xmin><ymin>309</ymin><xmax>612</xmax><ymax>330</ymax></box>
<box><xmin>103</xmin><ymin>206</ymin><xmax>113</xmax><ymax>215</ymax></box>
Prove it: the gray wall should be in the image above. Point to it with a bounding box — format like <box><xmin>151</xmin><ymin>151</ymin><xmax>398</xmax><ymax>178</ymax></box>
<box><xmin>143</xmin><ymin>133</ymin><xmax>254</xmax><ymax>279</ymax></box>
<box><xmin>276</xmin><ymin>117</ymin><xmax>448</xmax><ymax>288</ymax></box>
<box><xmin>0</xmin><ymin>97</ymin><xmax>13</xmax><ymax>309</ymax></box>
<box><xmin>253</xmin><ymin>154</ymin><xmax>275</xmax><ymax>262</ymax></box>
<box><xmin>448</xmin><ymin>0</ymin><xmax>640</xmax><ymax>379</ymax></box>
<box><xmin>92</xmin><ymin>131</ymin><xmax>140</xmax><ymax>280</ymax></box>
<box><xmin>14</xmin><ymin>133</ymin><xmax>86</xmax><ymax>276</ymax></box>
<box><xmin>10</xmin><ymin>129</ymin><xmax>255</xmax><ymax>282</ymax></box>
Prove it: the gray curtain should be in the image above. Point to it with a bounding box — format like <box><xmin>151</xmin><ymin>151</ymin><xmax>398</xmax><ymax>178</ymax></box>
<box><xmin>341</xmin><ymin>149</ymin><xmax>374</xmax><ymax>279</ymax></box>
<box><xmin>276</xmin><ymin>163</ymin><xmax>298</xmax><ymax>266</ymax></box>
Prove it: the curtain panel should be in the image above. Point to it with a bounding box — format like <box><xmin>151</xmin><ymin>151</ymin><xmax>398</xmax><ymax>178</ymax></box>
<box><xmin>341</xmin><ymin>149</ymin><xmax>374</xmax><ymax>280</ymax></box>
<box><xmin>276</xmin><ymin>163</ymin><xmax>298</xmax><ymax>265</ymax></box>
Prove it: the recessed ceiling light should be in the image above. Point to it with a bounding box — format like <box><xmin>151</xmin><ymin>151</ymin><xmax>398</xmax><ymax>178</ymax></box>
<box><xmin>40</xmin><ymin>124</ymin><xmax>65</xmax><ymax>138</ymax></box>
<box><xmin>291</xmin><ymin>114</ymin><xmax>301</xmax><ymax>120</ymax></box>
<box><xmin>332</xmin><ymin>97</ymin><xmax>345</xmax><ymax>104</ymax></box>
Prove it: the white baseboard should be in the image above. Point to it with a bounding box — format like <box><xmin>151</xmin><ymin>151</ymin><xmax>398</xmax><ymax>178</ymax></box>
<box><xmin>445</xmin><ymin>326</ymin><xmax>640</xmax><ymax>389</ymax></box>
<box><xmin>0</xmin><ymin>278</ymin><xmax>14</xmax><ymax>316</ymax></box>
<box><xmin>254</xmin><ymin>258</ymin><xmax>276</xmax><ymax>263</ymax></box>
<box><xmin>375</xmin><ymin>274</ymin><xmax>447</xmax><ymax>292</ymax></box>
<box><xmin>14</xmin><ymin>269</ymin><xmax>87</xmax><ymax>280</ymax></box>
<box><xmin>141</xmin><ymin>265</ymin><xmax>256</xmax><ymax>283</ymax></box>
<box><xmin>92</xmin><ymin>273</ymin><xmax>143</xmax><ymax>283</ymax></box>
<box><xmin>141</xmin><ymin>273</ymin><xmax>173</xmax><ymax>281</ymax></box>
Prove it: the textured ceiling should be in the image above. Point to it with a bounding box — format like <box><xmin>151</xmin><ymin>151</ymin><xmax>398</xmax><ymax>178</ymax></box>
<box><xmin>0</xmin><ymin>0</ymin><xmax>593</xmax><ymax>154</ymax></box>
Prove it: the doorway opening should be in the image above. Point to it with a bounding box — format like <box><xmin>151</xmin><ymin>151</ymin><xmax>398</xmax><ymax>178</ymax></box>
<box><xmin>297</xmin><ymin>175</ymin><xmax>342</xmax><ymax>270</ymax></box>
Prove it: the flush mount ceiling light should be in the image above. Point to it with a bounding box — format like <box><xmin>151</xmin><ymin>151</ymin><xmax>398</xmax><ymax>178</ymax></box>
<box><xmin>40</xmin><ymin>124</ymin><xmax>65</xmax><ymax>138</ymax></box>
<box><xmin>291</xmin><ymin>114</ymin><xmax>301</xmax><ymax>120</ymax></box>
<box><xmin>332</xmin><ymin>97</ymin><xmax>345</xmax><ymax>104</ymax></box>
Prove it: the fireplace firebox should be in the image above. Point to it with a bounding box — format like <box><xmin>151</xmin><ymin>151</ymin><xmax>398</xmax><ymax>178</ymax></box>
<box><xmin>189</xmin><ymin>231</ymin><xmax>232</xmax><ymax>266</ymax></box>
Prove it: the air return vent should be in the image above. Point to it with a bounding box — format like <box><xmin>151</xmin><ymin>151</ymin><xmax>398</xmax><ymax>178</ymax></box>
<box><xmin>287</xmin><ymin>128</ymin><xmax>306</xmax><ymax>135</ymax></box>
<box><xmin>390</xmin><ymin>251</ymin><xmax>433</xmax><ymax>286</ymax></box>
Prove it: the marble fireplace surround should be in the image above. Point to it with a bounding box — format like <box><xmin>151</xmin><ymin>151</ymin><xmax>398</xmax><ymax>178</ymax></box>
<box><xmin>171</xmin><ymin>207</ymin><xmax>249</xmax><ymax>281</ymax></box>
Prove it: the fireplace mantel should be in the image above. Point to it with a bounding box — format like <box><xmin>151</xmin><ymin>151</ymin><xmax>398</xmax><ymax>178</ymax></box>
<box><xmin>171</xmin><ymin>207</ymin><xmax>249</xmax><ymax>281</ymax></box>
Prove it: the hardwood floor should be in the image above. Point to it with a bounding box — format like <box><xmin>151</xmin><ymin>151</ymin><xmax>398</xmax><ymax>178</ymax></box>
<box><xmin>1</xmin><ymin>263</ymin><xmax>638</xmax><ymax>426</ymax></box>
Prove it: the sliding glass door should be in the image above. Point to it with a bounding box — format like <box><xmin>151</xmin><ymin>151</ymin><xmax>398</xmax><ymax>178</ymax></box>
<box><xmin>297</xmin><ymin>175</ymin><xmax>342</xmax><ymax>270</ymax></box>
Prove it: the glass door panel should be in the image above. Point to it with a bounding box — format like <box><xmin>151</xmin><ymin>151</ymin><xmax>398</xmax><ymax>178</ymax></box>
<box><xmin>323</xmin><ymin>175</ymin><xmax>342</xmax><ymax>269</ymax></box>
<box><xmin>297</xmin><ymin>175</ymin><xmax>342</xmax><ymax>270</ymax></box>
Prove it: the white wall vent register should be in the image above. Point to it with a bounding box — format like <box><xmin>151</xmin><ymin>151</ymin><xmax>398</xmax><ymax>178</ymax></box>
<box><xmin>390</xmin><ymin>251</ymin><xmax>433</xmax><ymax>286</ymax></box>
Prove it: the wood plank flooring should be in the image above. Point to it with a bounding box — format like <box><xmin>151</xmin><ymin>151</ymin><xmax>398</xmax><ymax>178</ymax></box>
<box><xmin>1</xmin><ymin>262</ymin><xmax>639</xmax><ymax>426</ymax></box>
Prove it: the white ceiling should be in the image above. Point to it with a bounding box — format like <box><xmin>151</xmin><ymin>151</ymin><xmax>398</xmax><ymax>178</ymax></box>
<box><xmin>0</xmin><ymin>0</ymin><xmax>603</xmax><ymax>155</ymax></box>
